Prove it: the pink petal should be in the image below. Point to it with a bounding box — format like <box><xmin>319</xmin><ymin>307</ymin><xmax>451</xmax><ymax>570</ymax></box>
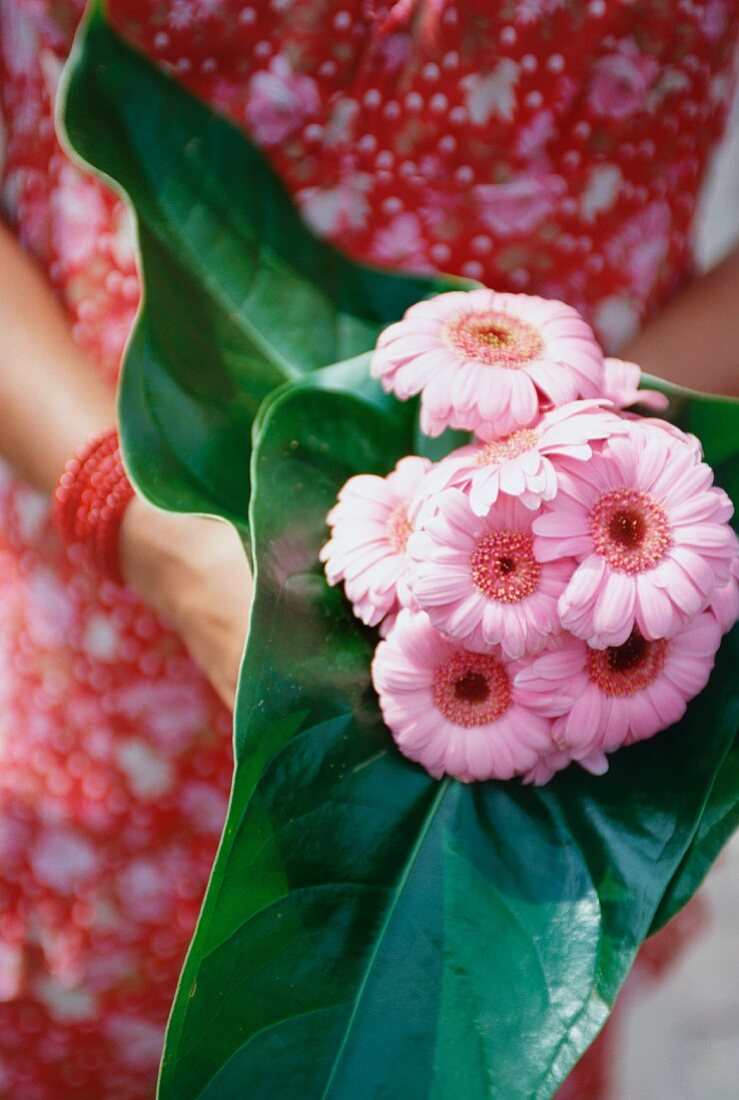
<box><xmin>560</xmin><ymin>555</ymin><xmax>607</xmax><ymax>612</ymax></box>
<box><xmin>635</xmin><ymin>576</ymin><xmax>680</xmax><ymax>639</ymax></box>
<box><xmin>577</xmin><ymin>749</ymin><xmax>609</xmax><ymax>775</ymax></box>
<box><xmin>669</xmin><ymin>547</ymin><xmax>723</xmax><ymax>596</ymax></box>
<box><xmin>677</xmin><ymin>524</ymin><xmax>735</xmax><ymax>551</ymax></box>
<box><xmin>524</xmin><ymin>360</ymin><xmax>577</xmax><ymax>405</ymax></box>
<box><xmin>563</xmin><ymin>687</ymin><xmax>602</xmax><ymax>747</ymax></box>
<box><xmin>593</xmin><ymin>571</ymin><xmax>636</xmax><ymax>640</ymax></box>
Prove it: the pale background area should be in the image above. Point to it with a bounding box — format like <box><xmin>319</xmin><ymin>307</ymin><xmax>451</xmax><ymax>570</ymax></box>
<box><xmin>613</xmin><ymin>91</ymin><xmax>739</xmax><ymax>1100</ymax></box>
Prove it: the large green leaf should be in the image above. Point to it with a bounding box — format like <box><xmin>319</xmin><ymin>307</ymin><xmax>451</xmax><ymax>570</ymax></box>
<box><xmin>158</xmin><ymin>366</ymin><xmax>738</xmax><ymax>1099</ymax></box>
<box><xmin>60</xmin><ymin>7</ymin><xmax>739</xmax><ymax>1097</ymax></box>
<box><xmin>59</xmin><ymin>1</ymin><xmax>456</xmax><ymax>527</ymax></box>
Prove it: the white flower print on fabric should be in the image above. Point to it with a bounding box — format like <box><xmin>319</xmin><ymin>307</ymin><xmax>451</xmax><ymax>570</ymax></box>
<box><xmin>461</xmin><ymin>59</ymin><xmax>520</xmax><ymax>124</ymax></box>
<box><xmin>297</xmin><ymin>171</ymin><xmax>372</xmax><ymax>236</ymax></box>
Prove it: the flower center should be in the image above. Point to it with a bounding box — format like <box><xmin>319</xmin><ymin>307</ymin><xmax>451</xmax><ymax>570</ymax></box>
<box><xmin>386</xmin><ymin>502</ymin><xmax>412</xmax><ymax>554</ymax></box>
<box><xmin>475</xmin><ymin>428</ymin><xmax>538</xmax><ymax>466</ymax></box>
<box><xmin>470</xmin><ymin>530</ymin><xmax>541</xmax><ymax>602</ymax></box>
<box><xmin>590</xmin><ymin>488</ymin><xmax>671</xmax><ymax>574</ymax></box>
<box><xmin>444</xmin><ymin>309</ymin><xmax>544</xmax><ymax>368</ymax></box>
<box><xmin>454</xmin><ymin>671</ymin><xmax>490</xmax><ymax>704</ymax></box>
<box><xmin>587</xmin><ymin>631</ymin><xmax>668</xmax><ymax>696</ymax></box>
<box><xmin>609</xmin><ymin>509</ymin><xmax>645</xmax><ymax>549</ymax></box>
<box><xmin>433</xmin><ymin>652</ymin><xmax>511</xmax><ymax>727</ymax></box>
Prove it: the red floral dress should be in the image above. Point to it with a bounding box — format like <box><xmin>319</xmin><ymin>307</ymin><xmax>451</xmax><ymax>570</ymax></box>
<box><xmin>0</xmin><ymin>1</ymin><xmax>736</xmax><ymax>1097</ymax></box>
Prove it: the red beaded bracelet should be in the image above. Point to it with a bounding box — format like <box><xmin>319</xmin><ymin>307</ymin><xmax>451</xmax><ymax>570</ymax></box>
<box><xmin>53</xmin><ymin>428</ymin><xmax>135</xmax><ymax>586</ymax></box>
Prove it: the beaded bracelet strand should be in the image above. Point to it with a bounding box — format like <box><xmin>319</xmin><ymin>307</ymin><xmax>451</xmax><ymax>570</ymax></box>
<box><xmin>53</xmin><ymin>428</ymin><xmax>135</xmax><ymax>586</ymax></box>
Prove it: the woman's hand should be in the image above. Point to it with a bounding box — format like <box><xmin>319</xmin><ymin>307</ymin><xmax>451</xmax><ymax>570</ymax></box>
<box><xmin>120</xmin><ymin>496</ymin><xmax>252</xmax><ymax>711</ymax></box>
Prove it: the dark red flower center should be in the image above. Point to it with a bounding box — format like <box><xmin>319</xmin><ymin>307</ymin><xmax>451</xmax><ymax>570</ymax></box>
<box><xmin>470</xmin><ymin>530</ymin><xmax>541</xmax><ymax>602</ymax></box>
<box><xmin>608</xmin><ymin>508</ymin><xmax>646</xmax><ymax>550</ymax></box>
<box><xmin>587</xmin><ymin>630</ymin><xmax>668</xmax><ymax>696</ymax></box>
<box><xmin>591</xmin><ymin>488</ymin><xmax>671</xmax><ymax>574</ymax></box>
<box><xmin>433</xmin><ymin>652</ymin><xmax>511</xmax><ymax>727</ymax></box>
<box><xmin>453</xmin><ymin>671</ymin><xmax>490</xmax><ymax>705</ymax></box>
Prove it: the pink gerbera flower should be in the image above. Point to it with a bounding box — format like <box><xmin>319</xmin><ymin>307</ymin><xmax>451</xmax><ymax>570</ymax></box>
<box><xmin>320</xmin><ymin>455</ymin><xmax>430</xmax><ymax>628</ymax></box>
<box><xmin>533</xmin><ymin>427</ymin><xmax>736</xmax><ymax>648</ymax></box>
<box><xmin>370</xmin><ymin>289</ymin><xmax>604</xmax><ymax>439</ymax></box>
<box><xmin>372</xmin><ymin>610</ymin><xmax>553</xmax><ymax>782</ymax></box>
<box><xmin>708</xmin><ymin>551</ymin><xmax>739</xmax><ymax>634</ymax></box>
<box><xmin>515</xmin><ymin>612</ymin><xmax>722</xmax><ymax>772</ymax></box>
<box><xmin>624</xmin><ymin>412</ymin><xmax>704</xmax><ymax>460</ymax></box>
<box><xmin>522</xmin><ymin>746</ymin><xmax>611</xmax><ymax>786</ymax></box>
<box><xmin>409</xmin><ymin>490</ymin><xmax>573</xmax><ymax>658</ymax></box>
<box><xmin>602</xmin><ymin>357</ymin><xmax>669</xmax><ymax>411</ymax></box>
<box><xmin>415</xmin><ymin>399</ymin><xmax>625</xmax><ymax>515</ymax></box>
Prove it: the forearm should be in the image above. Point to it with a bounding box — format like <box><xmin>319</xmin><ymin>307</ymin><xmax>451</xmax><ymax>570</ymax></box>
<box><xmin>620</xmin><ymin>244</ymin><xmax>739</xmax><ymax>398</ymax></box>
<box><xmin>0</xmin><ymin>220</ymin><xmax>250</xmax><ymax>708</ymax></box>
<box><xmin>0</xmin><ymin>220</ymin><xmax>116</xmax><ymax>492</ymax></box>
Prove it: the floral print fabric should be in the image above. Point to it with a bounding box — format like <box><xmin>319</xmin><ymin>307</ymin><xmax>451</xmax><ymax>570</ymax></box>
<box><xmin>0</xmin><ymin>0</ymin><xmax>736</xmax><ymax>1096</ymax></box>
<box><xmin>105</xmin><ymin>0</ymin><xmax>738</xmax><ymax>349</ymax></box>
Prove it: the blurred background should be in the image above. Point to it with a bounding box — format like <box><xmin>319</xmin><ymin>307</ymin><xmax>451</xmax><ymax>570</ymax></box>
<box><xmin>614</xmin><ymin>86</ymin><xmax>739</xmax><ymax>1100</ymax></box>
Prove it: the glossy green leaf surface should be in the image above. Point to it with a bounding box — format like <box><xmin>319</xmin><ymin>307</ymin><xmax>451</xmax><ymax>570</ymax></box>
<box><xmin>652</xmin><ymin>732</ymin><xmax>739</xmax><ymax>932</ymax></box>
<box><xmin>60</xmin><ymin>1</ymin><xmax>455</xmax><ymax>527</ymax></box>
<box><xmin>159</xmin><ymin>366</ymin><xmax>738</xmax><ymax>1099</ymax></box>
<box><xmin>60</xmin><ymin>8</ymin><xmax>739</xmax><ymax>1099</ymax></box>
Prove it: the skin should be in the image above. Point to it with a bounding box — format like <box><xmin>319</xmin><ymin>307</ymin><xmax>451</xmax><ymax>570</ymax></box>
<box><xmin>619</xmin><ymin>244</ymin><xmax>739</xmax><ymax>396</ymax></box>
<box><xmin>0</xmin><ymin>222</ymin><xmax>736</xmax><ymax>710</ymax></box>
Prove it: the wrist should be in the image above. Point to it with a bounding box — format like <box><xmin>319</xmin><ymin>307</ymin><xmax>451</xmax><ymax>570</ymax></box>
<box><xmin>120</xmin><ymin>497</ymin><xmax>192</xmax><ymax>619</ymax></box>
<box><xmin>119</xmin><ymin>499</ymin><xmax>229</xmax><ymax>627</ymax></box>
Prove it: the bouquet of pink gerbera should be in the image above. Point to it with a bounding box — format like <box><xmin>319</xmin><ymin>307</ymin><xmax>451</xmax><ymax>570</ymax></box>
<box><xmin>323</xmin><ymin>288</ymin><xmax>737</xmax><ymax>784</ymax></box>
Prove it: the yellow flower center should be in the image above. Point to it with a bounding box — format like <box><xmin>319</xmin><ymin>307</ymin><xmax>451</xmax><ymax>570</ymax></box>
<box><xmin>444</xmin><ymin>310</ymin><xmax>543</xmax><ymax>368</ymax></box>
